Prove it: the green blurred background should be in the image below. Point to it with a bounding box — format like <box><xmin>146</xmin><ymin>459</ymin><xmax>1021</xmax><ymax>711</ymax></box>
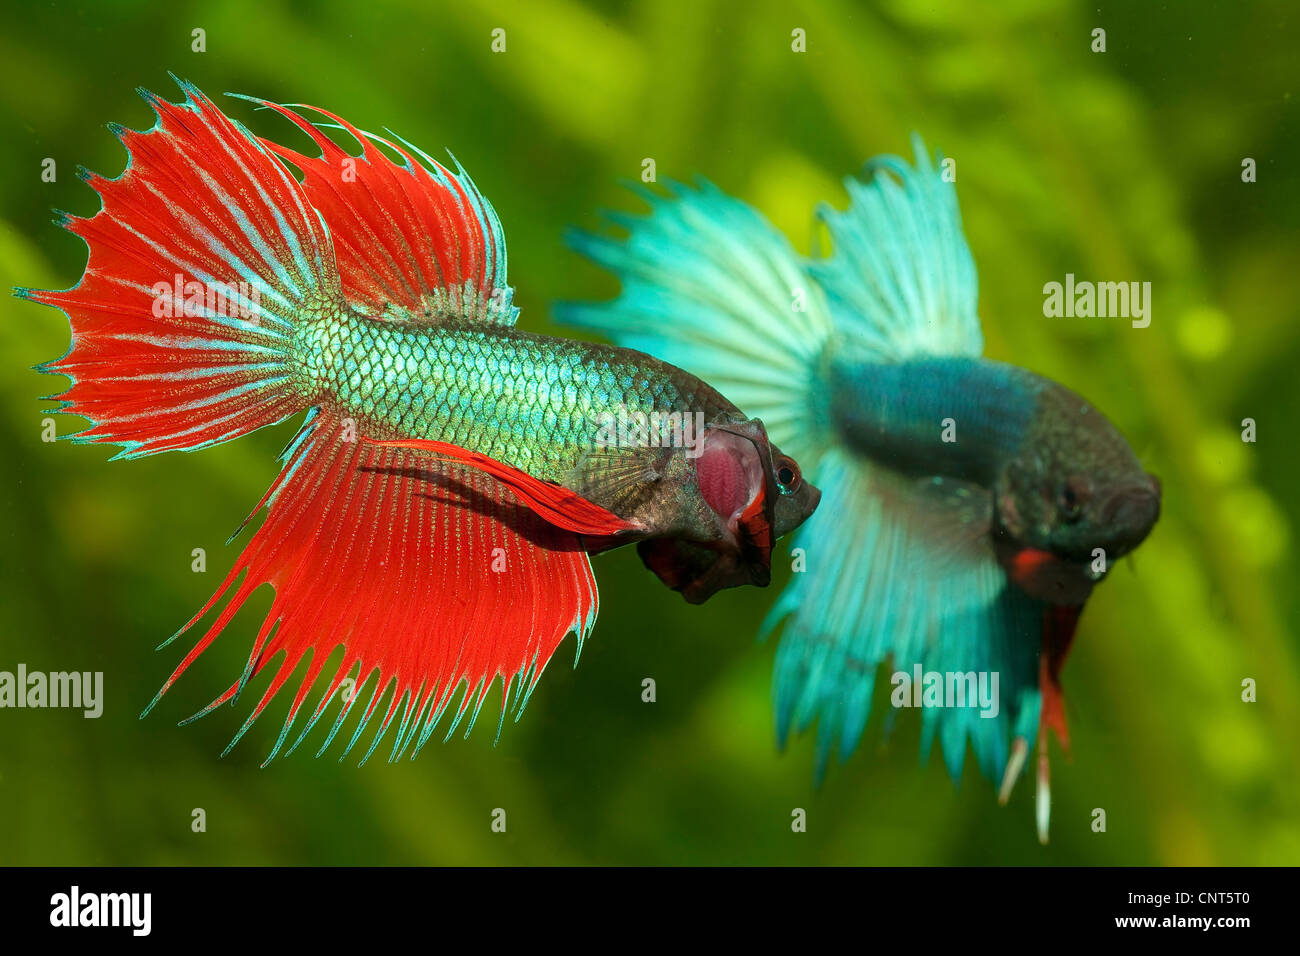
<box><xmin>1</xmin><ymin>0</ymin><xmax>1296</xmax><ymax>865</ymax></box>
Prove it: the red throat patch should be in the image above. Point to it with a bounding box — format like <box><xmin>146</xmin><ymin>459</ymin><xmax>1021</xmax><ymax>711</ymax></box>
<box><xmin>1010</xmin><ymin>547</ymin><xmax>1056</xmax><ymax>585</ymax></box>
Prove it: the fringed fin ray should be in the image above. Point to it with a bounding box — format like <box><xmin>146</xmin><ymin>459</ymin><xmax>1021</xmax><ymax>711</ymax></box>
<box><xmin>20</xmin><ymin>79</ymin><xmax>338</xmax><ymax>457</ymax></box>
<box><xmin>234</xmin><ymin>95</ymin><xmax>517</xmax><ymax>326</ymax></box>
<box><xmin>143</xmin><ymin>414</ymin><xmax>602</xmax><ymax>764</ymax></box>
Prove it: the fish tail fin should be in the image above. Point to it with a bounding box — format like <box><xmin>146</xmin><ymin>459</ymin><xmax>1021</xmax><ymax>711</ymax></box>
<box><xmin>18</xmin><ymin>78</ymin><xmax>337</xmax><ymax>458</ymax></box>
<box><xmin>557</xmin><ymin>178</ymin><xmax>835</xmax><ymax>467</ymax></box>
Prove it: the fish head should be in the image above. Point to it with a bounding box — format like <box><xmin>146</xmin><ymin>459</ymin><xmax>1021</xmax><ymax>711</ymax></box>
<box><xmin>993</xmin><ymin>384</ymin><xmax>1161</xmax><ymax>603</ymax></box>
<box><xmin>637</xmin><ymin>417</ymin><xmax>820</xmax><ymax>603</ymax></box>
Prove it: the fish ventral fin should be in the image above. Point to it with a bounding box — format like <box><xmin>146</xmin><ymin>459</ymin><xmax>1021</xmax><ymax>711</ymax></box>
<box><xmin>144</xmin><ymin>413</ymin><xmax>609</xmax><ymax>764</ymax></box>
<box><xmin>363</xmin><ymin>436</ymin><xmax>641</xmax><ymax>538</ymax></box>
<box><xmin>237</xmin><ymin>93</ymin><xmax>518</xmax><ymax>326</ymax></box>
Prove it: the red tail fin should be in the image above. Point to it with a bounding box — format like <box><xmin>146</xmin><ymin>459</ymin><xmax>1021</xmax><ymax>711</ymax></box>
<box><xmin>20</xmin><ymin>79</ymin><xmax>337</xmax><ymax>456</ymax></box>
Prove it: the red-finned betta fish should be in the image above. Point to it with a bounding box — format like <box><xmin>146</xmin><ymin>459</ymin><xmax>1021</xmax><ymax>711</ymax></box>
<box><xmin>18</xmin><ymin>79</ymin><xmax>820</xmax><ymax>764</ymax></box>
<box><xmin>559</xmin><ymin>137</ymin><xmax>1161</xmax><ymax>842</ymax></box>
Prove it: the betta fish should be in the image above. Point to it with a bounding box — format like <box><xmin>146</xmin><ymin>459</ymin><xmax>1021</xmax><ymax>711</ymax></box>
<box><xmin>559</xmin><ymin>136</ymin><xmax>1161</xmax><ymax>842</ymax></box>
<box><xmin>17</xmin><ymin>79</ymin><xmax>819</xmax><ymax>765</ymax></box>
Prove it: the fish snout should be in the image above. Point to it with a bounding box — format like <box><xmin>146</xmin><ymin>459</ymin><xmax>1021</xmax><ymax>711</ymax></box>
<box><xmin>773</xmin><ymin>473</ymin><xmax>821</xmax><ymax>539</ymax></box>
<box><xmin>1101</xmin><ymin>475</ymin><xmax>1161</xmax><ymax>542</ymax></box>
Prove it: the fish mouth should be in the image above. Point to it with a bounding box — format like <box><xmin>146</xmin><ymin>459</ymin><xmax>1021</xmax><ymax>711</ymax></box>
<box><xmin>1097</xmin><ymin>474</ymin><xmax>1162</xmax><ymax>555</ymax></box>
<box><xmin>775</xmin><ymin>476</ymin><xmax>821</xmax><ymax>538</ymax></box>
<box><xmin>1103</xmin><ymin>475</ymin><xmax>1161</xmax><ymax>526</ymax></box>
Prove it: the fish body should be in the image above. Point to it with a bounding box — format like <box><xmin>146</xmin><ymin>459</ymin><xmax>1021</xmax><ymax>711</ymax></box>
<box><xmin>825</xmin><ymin>355</ymin><xmax>1035</xmax><ymax>486</ymax></box>
<box><xmin>826</xmin><ymin>353</ymin><xmax>1159</xmax><ymax>599</ymax></box>
<box><xmin>299</xmin><ymin>313</ymin><xmax>727</xmax><ymax>473</ymax></box>
<box><xmin>18</xmin><ymin>81</ymin><xmax>818</xmax><ymax>763</ymax></box>
<box><xmin>560</xmin><ymin>139</ymin><xmax>1161</xmax><ymax>841</ymax></box>
<box><xmin>297</xmin><ymin>309</ymin><xmax>761</xmax><ymax>539</ymax></box>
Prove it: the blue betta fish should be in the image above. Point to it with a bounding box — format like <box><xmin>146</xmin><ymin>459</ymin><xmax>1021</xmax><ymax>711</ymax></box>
<box><xmin>558</xmin><ymin>137</ymin><xmax>1161</xmax><ymax>842</ymax></box>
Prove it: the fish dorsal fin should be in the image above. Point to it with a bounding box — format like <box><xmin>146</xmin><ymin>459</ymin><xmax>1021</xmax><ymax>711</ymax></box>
<box><xmin>809</xmin><ymin>133</ymin><xmax>983</xmax><ymax>361</ymax></box>
<box><xmin>234</xmin><ymin>95</ymin><xmax>517</xmax><ymax>327</ymax></box>
<box><xmin>559</xmin><ymin>180</ymin><xmax>836</xmax><ymax>468</ymax></box>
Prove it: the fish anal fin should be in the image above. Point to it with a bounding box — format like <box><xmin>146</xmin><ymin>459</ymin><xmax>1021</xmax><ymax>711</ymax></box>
<box><xmin>147</xmin><ymin>414</ymin><xmax>604</xmax><ymax>762</ymax></box>
<box><xmin>769</xmin><ymin>448</ymin><xmax>1042</xmax><ymax>785</ymax></box>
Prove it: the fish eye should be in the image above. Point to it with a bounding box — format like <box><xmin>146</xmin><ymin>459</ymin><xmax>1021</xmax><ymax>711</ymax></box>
<box><xmin>775</xmin><ymin>456</ymin><xmax>801</xmax><ymax>495</ymax></box>
<box><xmin>1057</xmin><ymin>476</ymin><xmax>1090</xmax><ymax>524</ymax></box>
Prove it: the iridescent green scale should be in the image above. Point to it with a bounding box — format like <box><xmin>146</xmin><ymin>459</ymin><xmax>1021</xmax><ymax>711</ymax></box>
<box><xmin>304</xmin><ymin>312</ymin><xmax>728</xmax><ymax>480</ymax></box>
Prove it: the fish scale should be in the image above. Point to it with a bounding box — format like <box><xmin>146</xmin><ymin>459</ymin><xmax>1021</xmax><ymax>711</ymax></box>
<box><xmin>297</xmin><ymin>311</ymin><xmax>729</xmax><ymax>480</ymax></box>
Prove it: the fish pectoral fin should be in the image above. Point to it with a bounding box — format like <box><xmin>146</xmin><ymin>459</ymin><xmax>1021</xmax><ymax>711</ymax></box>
<box><xmin>565</xmin><ymin>445</ymin><xmax>675</xmax><ymax>519</ymax></box>
<box><xmin>145</xmin><ymin>413</ymin><xmax>607</xmax><ymax>764</ymax></box>
<box><xmin>364</xmin><ymin>436</ymin><xmax>639</xmax><ymax>537</ymax></box>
